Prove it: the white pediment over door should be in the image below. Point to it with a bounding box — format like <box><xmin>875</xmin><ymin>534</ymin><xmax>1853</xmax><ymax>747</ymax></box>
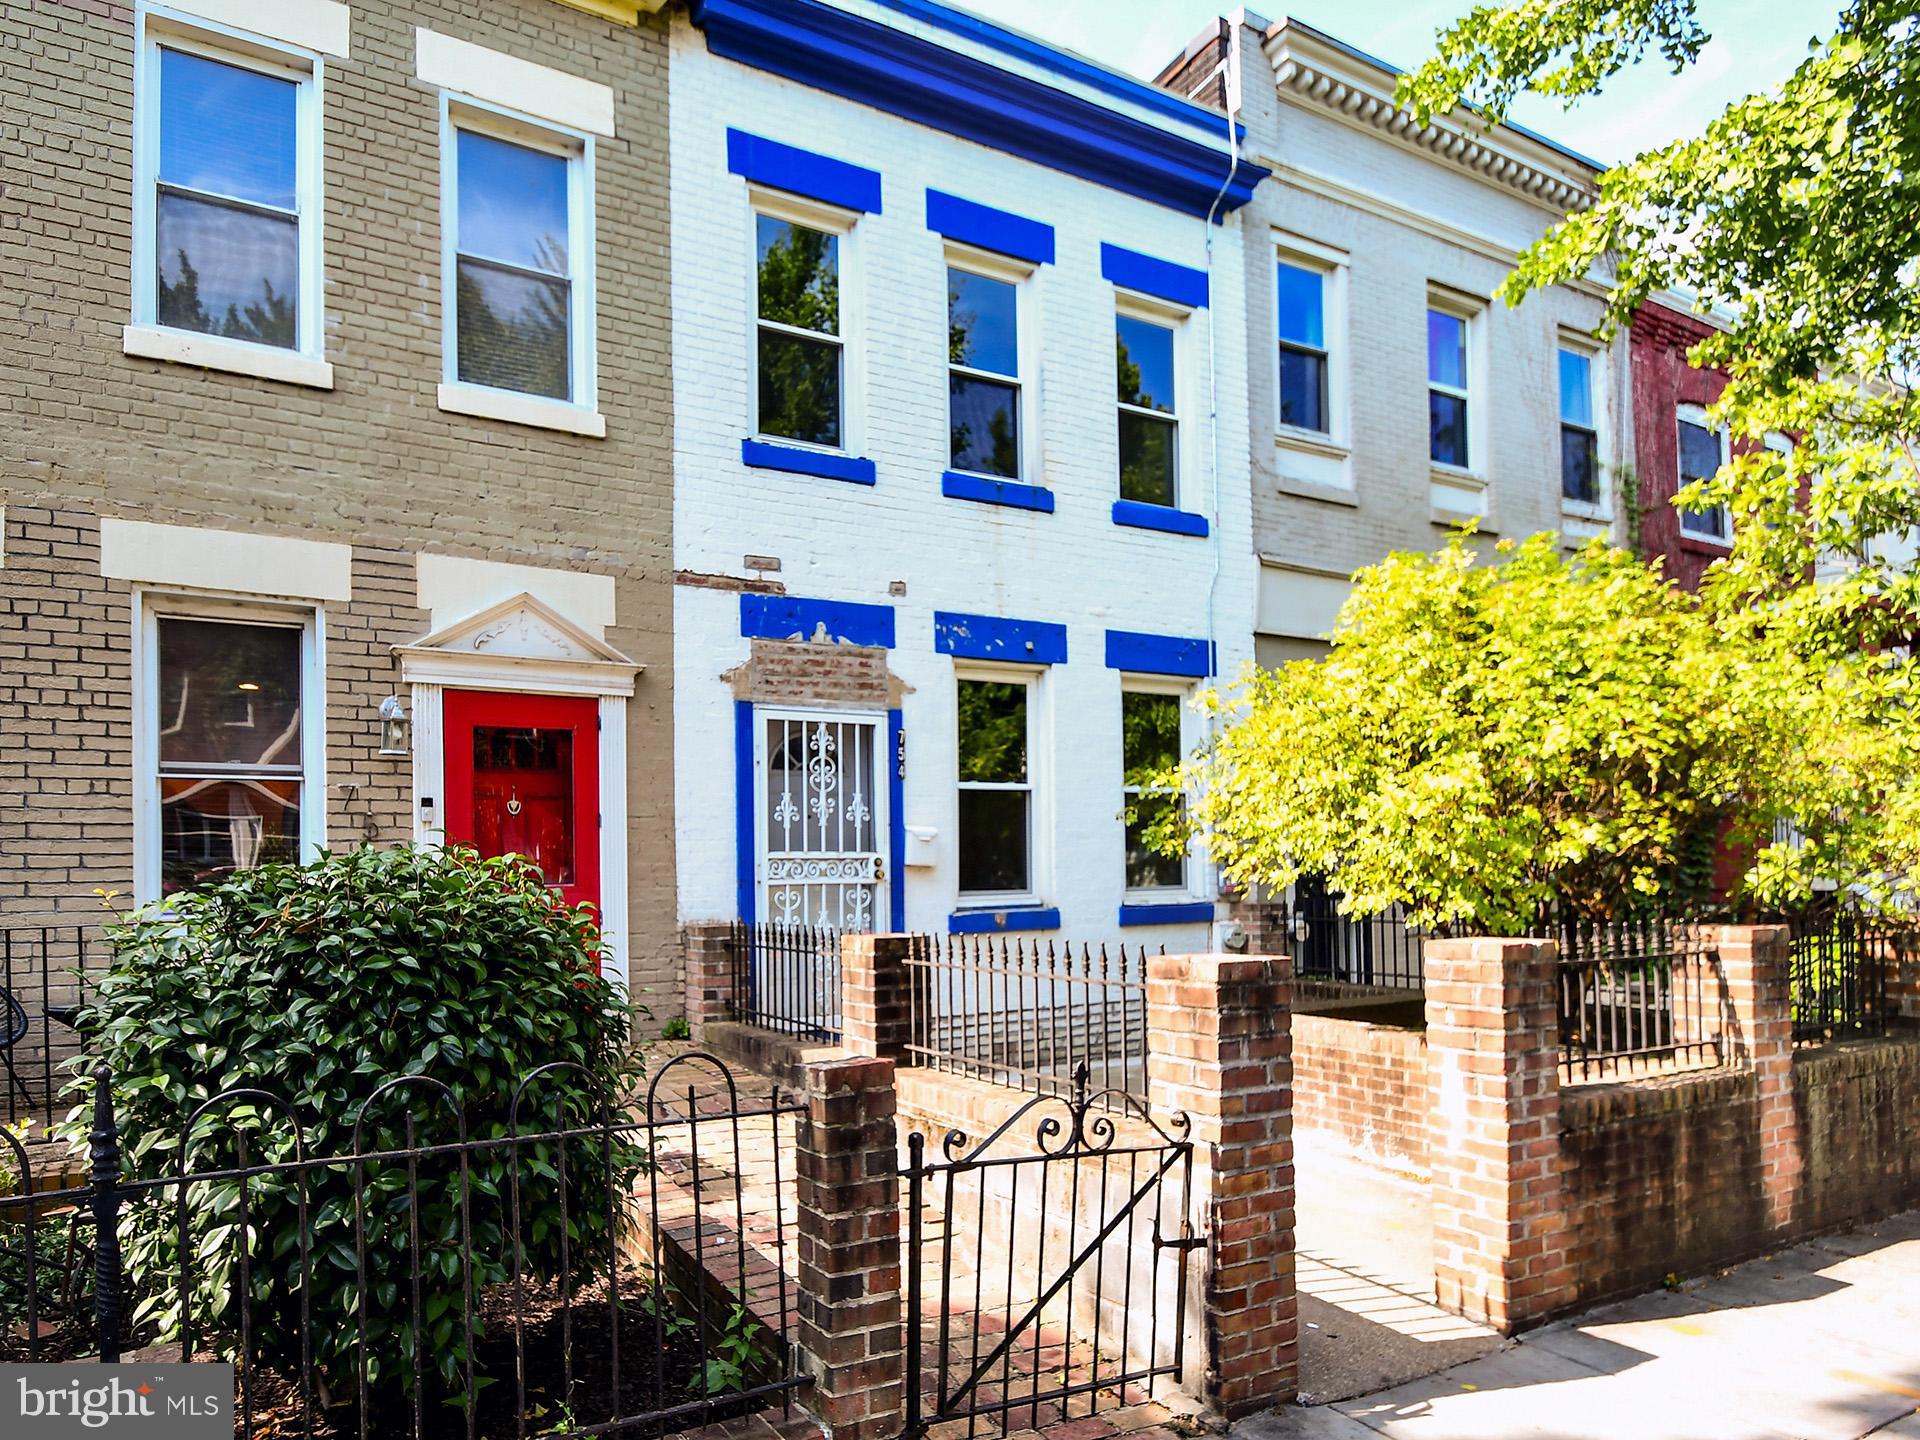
<box><xmin>393</xmin><ymin>591</ymin><xmax>642</xmax><ymax>697</ymax></box>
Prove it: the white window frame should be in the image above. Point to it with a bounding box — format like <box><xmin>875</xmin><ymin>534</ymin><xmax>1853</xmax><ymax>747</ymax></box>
<box><xmin>1676</xmin><ymin>402</ymin><xmax>1732</xmax><ymax>544</ymax></box>
<box><xmin>1558</xmin><ymin>336</ymin><xmax>1607</xmax><ymax>516</ymax></box>
<box><xmin>129</xmin><ymin>7</ymin><xmax>327</xmax><ymax>377</ymax></box>
<box><xmin>131</xmin><ymin>590</ymin><xmax>327</xmax><ymax>904</ymax></box>
<box><xmin>1113</xmin><ymin>292</ymin><xmax>1189</xmax><ymax>509</ymax></box>
<box><xmin>953</xmin><ymin>664</ymin><xmax>1047</xmax><ymax>910</ymax></box>
<box><xmin>435</xmin><ymin>94</ymin><xmax>599</xmax><ymax>432</ymax></box>
<box><xmin>944</xmin><ymin>244</ymin><xmax>1035</xmax><ymax>482</ymax></box>
<box><xmin>1119</xmin><ymin>677</ymin><xmax>1196</xmax><ymax>899</ymax></box>
<box><xmin>1273</xmin><ymin>235</ymin><xmax>1347</xmax><ymax>450</ymax></box>
<box><xmin>748</xmin><ymin>187</ymin><xmax>862</xmax><ymax>456</ymax></box>
<box><xmin>1426</xmin><ymin>290</ymin><xmax>1483</xmax><ymax>476</ymax></box>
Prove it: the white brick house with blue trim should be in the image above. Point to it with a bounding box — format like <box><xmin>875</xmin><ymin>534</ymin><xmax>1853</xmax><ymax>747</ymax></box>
<box><xmin>668</xmin><ymin>0</ymin><xmax>1264</xmax><ymax>946</ymax></box>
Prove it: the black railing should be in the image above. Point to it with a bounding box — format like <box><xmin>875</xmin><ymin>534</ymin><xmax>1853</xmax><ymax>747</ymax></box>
<box><xmin>1787</xmin><ymin>907</ymin><xmax>1897</xmax><ymax>1044</ymax></box>
<box><xmin>904</xmin><ymin>936</ymin><xmax>1159</xmax><ymax>1098</ymax></box>
<box><xmin>0</xmin><ymin>1054</ymin><xmax>807</xmax><ymax>1437</ymax></box>
<box><xmin>1286</xmin><ymin>897</ymin><xmax>1426</xmax><ymax>995</ymax></box>
<box><xmin>2</xmin><ymin>923</ymin><xmax>107</xmax><ymax>1129</ymax></box>
<box><xmin>1549</xmin><ymin>915</ymin><xmax>1726</xmax><ymax>1084</ymax></box>
<box><xmin>729</xmin><ymin>922</ymin><xmax>842</xmax><ymax>1040</ymax></box>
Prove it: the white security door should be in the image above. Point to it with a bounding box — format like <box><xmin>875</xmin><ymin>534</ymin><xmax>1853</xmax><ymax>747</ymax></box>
<box><xmin>757</xmin><ymin>708</ymin><xmax>886</xmax><ymax>930</ymax></box>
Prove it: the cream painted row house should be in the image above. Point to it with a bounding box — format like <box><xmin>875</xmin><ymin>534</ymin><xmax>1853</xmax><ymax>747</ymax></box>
<box><xmin>1158</xmin><ymin>12</ymin><xmax>1623</xmax><ymax>667</ymax></box>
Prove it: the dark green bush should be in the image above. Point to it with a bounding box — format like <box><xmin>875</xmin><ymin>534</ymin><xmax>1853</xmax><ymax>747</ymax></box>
<box><xmin>66</xmin><ymin>844</ymin><xmax>642</xmax><ymax>1396</ymax></box>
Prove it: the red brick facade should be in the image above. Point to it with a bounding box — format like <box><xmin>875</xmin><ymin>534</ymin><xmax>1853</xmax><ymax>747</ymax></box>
<box><xmin>1628</xmin><ymin>301</ymin><xmax>1737</xmax><ymax>591</ymax></box>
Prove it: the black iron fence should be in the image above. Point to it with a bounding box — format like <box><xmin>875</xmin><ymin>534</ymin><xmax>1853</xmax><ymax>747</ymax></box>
<box><xmin>1549</xmin><ymin>915</ymin><xmax>1726</xmax><ymax>1084</ymax></box>
<box><xmin>0</xmin><ymin>1053</ymin><xmax>805</xmax><ymax>1439</ymax></box>
<box><xmin>1286</xmin><ymin>896</ymin><xmax>1426</xmax><ymax>996</ymax></box>
<box><xmin>728</xmin><ymin>921</ymin><xmax>842</xmax><ymax>1041</ymax></box>
<box><xmin>2</xmin><ymin>923</ymin><xmax>107</xmax><ymax>1129</ymax></box>
<box><xmin>1787</xmin><ymin>907</ymin><xmax>1899</xmax><ymax>1044</ymax></box>
<box><xmin>904</xmin><ymin>937</ymin><xmax>1160</xmax><ymax>1098</ymax></box>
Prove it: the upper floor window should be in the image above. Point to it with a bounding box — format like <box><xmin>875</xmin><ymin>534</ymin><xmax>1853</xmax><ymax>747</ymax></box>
<box><xmin>138</xmin><ymin>29</ymin><xmax>317</xmax><ymax>353</ymax></box>
<box><xmin>1427</xmin><ymin>306</ymin><xmax>1472</xmax><ymax>468</ymax></box>
<box><xmin>1677</xmin><ymin>406</ymin><xmax>1731</xmax><ymax>542</ymax></box>
<box><xmin>446</xmin><ymin>112</ymin><xmax>591</xmax><ymax>404</ymax></box>
<box><xmin>1559</xmin><ymin>346</ymin><xmax>1600</xmax><ymax>505</ymax></box>
<box><xmin>948</xmin><ymin>264</ymin><xmax>1023</xmax><ymax>479</ymax></box>
<box><xmin>957</xmin><ymin>674</ymin><xmax>1037</xmax><ymax>902</ymax></box>
<box><xmin>147</xmin><ymin>607</ymin><xmax>316</xmax><ymax>897</ymax></box>
<box><xmin>756</xmin><ymin>211</ymin><xmax>844</xmax><ymax>448</ymax></box>
<box><xmin>1122</xmin><ymin>688</ymin><xmax>1186</xmax><ymax>893</ymax></box>
<box><xmin>1116</xmin><ymin>310</ymin><xmax>1180</xmax><ymax>507</ymax></box>
<box><xmin>1276</xmin><ymin>260</ymin><xmax>1329</xmax><ymax>435</ymax></box>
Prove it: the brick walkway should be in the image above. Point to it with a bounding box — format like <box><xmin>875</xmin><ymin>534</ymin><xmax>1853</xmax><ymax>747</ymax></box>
<box><xmin>642</xmin><ymin>1043</ymin><xmax>1183</xmax><ymax>1440</ymax></box>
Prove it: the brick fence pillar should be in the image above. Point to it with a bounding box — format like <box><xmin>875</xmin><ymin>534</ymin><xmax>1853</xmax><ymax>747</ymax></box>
<box><xmin>683</xmin><ymin>921</ymin><xmax>737</xmax><ymax>1039</ymax></box>
<box><xmin>840</xmin><ymin>933</ymin><xmax>922</xmax><ymax>1061</ymax></box>
<box><xmin>1146</xmin><ymin>953</ymin><xmax>1296</xmax><ymax>1418</ymax></box>
<box><xmin>1424</xmin><ymin>937</ymin><xmax>1572</xmax><ymax>1331</ymax></box>
<box><xmin>795</xmin><ymin>1055</ymin><xmax>906</xmax><ymax>1440</ymax></box>
<box><xmin>1717</xmin><ymin>924</ymin><xmax>1798</xmax><ymax>1235</ymax></box>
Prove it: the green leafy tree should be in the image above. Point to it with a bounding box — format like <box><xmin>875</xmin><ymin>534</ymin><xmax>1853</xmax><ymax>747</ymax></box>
<box><xmin>1174</xmin><ymin>534</ymin><xmax>1873</xmax><ymax>932</ymax></box>
<box><xmin>1362</xmin><ymin>0</ymin><xmax>1920</xmax><ymax>909</ymax></box>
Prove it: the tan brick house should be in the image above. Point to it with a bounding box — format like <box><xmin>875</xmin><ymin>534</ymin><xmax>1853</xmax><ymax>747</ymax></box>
<box><xmin>0</xmin><ymin>0</ymin><xmax>679</xmax><ymax>1016</ymax></box>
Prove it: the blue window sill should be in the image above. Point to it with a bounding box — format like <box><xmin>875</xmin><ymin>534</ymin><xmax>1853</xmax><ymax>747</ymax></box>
<box><xmin>942</xmin><ymin>472</ymin><xmax>1055</xmax><ymax>513</ymax></box>
<box><xmin>1118</xmin><ymin>900</ymin><xmax>1215</xmax><ymax>927</ymax></box>
<box><xmin>948</xmin><ymin>907</ymin><xmax>1060</xmax><ymax>934</ymax></box>
<box><xmin>1112</xmin><ymin>499</ymin><xmax>1208</xmax><ymax>537</ymax></box>
<box><xmin>742</xmin><ymin>438</ymin><xmax>877</xmax><ymax>485</ymax></box>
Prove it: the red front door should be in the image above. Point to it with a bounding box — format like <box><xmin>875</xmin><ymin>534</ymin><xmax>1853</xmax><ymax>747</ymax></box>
<box><xmin>443</xmin><ymin>690</ymin><xmax>600</xmax><ymax>914</ymax></box>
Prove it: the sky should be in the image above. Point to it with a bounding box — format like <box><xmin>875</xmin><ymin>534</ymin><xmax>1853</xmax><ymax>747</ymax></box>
<box><xmin>955</xmin><ymin>0</ymin><xmax>1841</xmax><ymax>165</ymax></box>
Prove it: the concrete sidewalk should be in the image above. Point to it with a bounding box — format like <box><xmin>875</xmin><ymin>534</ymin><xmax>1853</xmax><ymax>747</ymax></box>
<box><xmin>1243</xmin><ymin>1209</ymin><xmax>1920</xmax><ymax>1440</ymax></box>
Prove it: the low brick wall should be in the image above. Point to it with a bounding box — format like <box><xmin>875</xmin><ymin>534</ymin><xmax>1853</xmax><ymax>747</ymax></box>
<box><xmin>1560</xmin><ymin>1034</ymin><xmax>1920</xmax><ymax>1307</ymax></box>
<box><xmin>1292</xmin><ymin>1011</ymin><xmax>1428</xmax><ymax>1170</ymax></box>
<box><xmin>1794</xmin><ymin>1037</ymin><xmax>1920</xmax><ymax>1232</ymax></box>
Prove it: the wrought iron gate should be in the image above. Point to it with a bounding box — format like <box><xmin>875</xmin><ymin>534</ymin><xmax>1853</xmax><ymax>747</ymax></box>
<box><xmin>900</xmin><ymin>1065</ymin><xmax>1199</xmax><ymax>1438</ymax></box>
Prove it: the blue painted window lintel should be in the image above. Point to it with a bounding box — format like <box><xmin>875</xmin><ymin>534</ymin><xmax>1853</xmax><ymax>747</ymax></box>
<box><xmin>743</xmin><ymin>438</ymin><xmax>877</xmax><ymax>485</ymax></box>
<box><xmin>934</xmin><ymin>610</ymin><xmax>1068</xmax><ymax>664</ymax></box>
<box><xmin>926</xmin><ymin>189</ymin><xmax>1054</xmax><ymax>265</ymax></box>
<box><xmin>1105</xmin><ymin>628</ymin><xmax>1214</xmax><ymax>678</ymax></box>
<box><xmin>1100</xmin><ymin>243</ymin><xmax>1208</xmax><ymax>309</ymax></box>
<box><xmin>1112</xmin><ymin>500</ymin><xmax>1208</xmax><ymax>537</ymax></box>
<box><xmin>726</xmin><ymin>128</ymin><xmax>882</xmax><ymax>213</ymax></box>
<box><xmin>949</xmin><ymin>907</ymin><xmax>1061</xmax><ymax>934</ymax></box>
<box><xmin>1118</xmin><ymin>901</ymin><xmax>1215</xmax><ymax>927</ymax></box>
<box><xmin>942</xmin><ymin>472</ymin><xmax>1055</xmax><ymax>513</ymax></box>
<box><xmin>741</xmin><ymin>593</ymin><xmax>897</xmax><ymax>648</ymax></box>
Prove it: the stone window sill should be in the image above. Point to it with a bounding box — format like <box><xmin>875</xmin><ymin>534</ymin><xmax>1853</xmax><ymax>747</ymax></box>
<box><xmin>439</xmin><ymin>382</ymin><xmax>607</xmax><ymax>438</ymax></box>
<box><xmin>1277</xmin><ymin>475</ymin><xmax>1359</xmax><ymax>508</ymax></box>
<box><xmin>123</xmin><ymin>324</ymin><xmax>334</xmax><ymax>390</ymax></box>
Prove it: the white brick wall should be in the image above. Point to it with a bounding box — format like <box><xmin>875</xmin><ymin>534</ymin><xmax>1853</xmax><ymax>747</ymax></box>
<box><xmin>1226</xmin><ymin>21</ymin><xmax>1630</xmax><ymax>633</ymax></box>
<box><xmin>669</xmin><ymin>10</ymin><xmax>1254</xmax><ymax>944</ymax></box>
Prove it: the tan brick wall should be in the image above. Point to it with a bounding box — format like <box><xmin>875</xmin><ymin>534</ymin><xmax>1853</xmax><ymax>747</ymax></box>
<box><xmin>0</xmin><ymin>1</ymin><xmax>679</xmax><ymax>1013</ymax></box>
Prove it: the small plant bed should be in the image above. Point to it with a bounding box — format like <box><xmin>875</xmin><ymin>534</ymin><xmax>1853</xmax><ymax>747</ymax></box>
<box><xmin>7</xmin><ymin>1270</ymin><xmax>782</xmax><ymax>1439</ymax></box>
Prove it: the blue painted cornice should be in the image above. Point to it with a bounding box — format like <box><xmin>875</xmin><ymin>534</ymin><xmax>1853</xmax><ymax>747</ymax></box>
<box><xmin>689</xmin><ymin>0</ymin><xmax>1267</xmax><ymax>220</ymax></box>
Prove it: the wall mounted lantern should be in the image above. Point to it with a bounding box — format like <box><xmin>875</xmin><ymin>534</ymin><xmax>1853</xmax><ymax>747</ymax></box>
<box><xmin>378</xmin><ymin>695</ymin><xmax>411</xmax><ymax>756</ymax></box>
